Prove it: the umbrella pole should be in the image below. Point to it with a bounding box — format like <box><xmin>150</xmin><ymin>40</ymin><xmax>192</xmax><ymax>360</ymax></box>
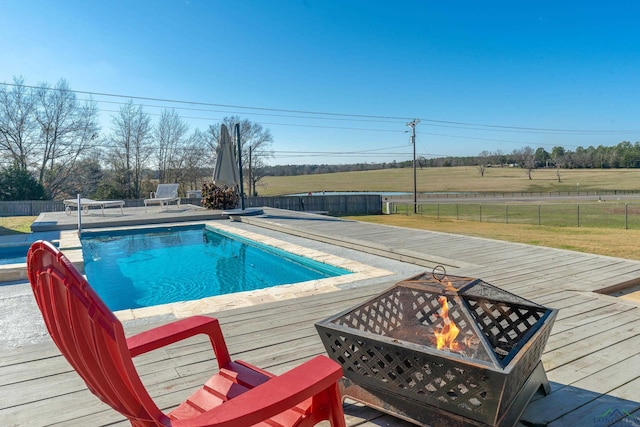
<box><xmin>236</xmin><ymin>123</ymin><xmax>246</xmax><ymax>210</ymax></box>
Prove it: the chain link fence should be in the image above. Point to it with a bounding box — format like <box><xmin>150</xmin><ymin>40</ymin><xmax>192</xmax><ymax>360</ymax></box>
<box><xmin>387</xmin><ymin>201</ymin><xmax>640</xmax><ymax>229</ymax></box>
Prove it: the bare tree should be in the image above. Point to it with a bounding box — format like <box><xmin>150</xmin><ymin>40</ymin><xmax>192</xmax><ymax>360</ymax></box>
<box><xmin>208</xmin><ymin>116</ymin><xmax>273</xmax><ymax>195</ymax></box>
<box><xmin>0</xmin><ymin>77</ymin><xmax>38</xmax><ymax>169</ymax></box>
<box><xmin>154</xmin><ymin>109</ymin><xmax>188</xmax><ymax>184</ymax></box>
<box><xmin>512</xmin><ymin>146</ymin><xmax>535</xmax><ymax>179</ymax></box>
<box><xmin>492</xmin><ymin>150</ymin><xmax>506</xmax><ymax>167</ymax></box>
<box><xmin>477</xmin><ymin>150</ymin><xmax>490</xmax><ymax>177</ymax></box>
<box><xmin>34</xmin><ymin>79</ymin><xmax>99</xmax><ymax>197</ymax></box>
<box><xmin>182</xmin><ymin>128</ymin><xmax>210</xmax><ymax>190</ymax></box>
<box><xmin>58</xmin><ymin>155</ymin><xmax>104</xmax><ymax>198</ymax></box>
<box><xmin>417</xmin><ymin>156</ymin><xmax>428</xmax><ymax>169</ymax></box>
<box><xmin>109</xmin><ymin>100</ymin><xmax>152</xmax><ymax>198</ymax></box>
<box><xmin>247</xmin><ymin>144</ymin><xmax>270</xmax><ymax>196</ymax></box>
<box><xmin>551</xmin><ymin>146</ymin><xmax>567</xmax><ymax>182</ymax></box>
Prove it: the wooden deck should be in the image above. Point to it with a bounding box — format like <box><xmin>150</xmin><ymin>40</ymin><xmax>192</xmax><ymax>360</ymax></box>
<box><xmin>2</xmin><ymin>208</ymin><xmax>640</xmax><ymax>426</ymax></box>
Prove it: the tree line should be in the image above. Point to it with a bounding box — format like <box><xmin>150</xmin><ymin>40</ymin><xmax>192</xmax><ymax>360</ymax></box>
<box><xmin>0</xmin><ymin>77</ymin><xmax>273</xmax><ymax>201</ymax></box>
<box><xmin>261</xmin><ymin>141</ymin><xmax>640</xmax><ymax>181</ymax></box>
<box><xmin>471</xmin><ymin>144</ymin><xmax>640</xmax><ymax>181</ymax></box>
<box><xmin>266</xmin><ymin>161</ymin><xmax>408</xmax><ymax>176</ymax></box>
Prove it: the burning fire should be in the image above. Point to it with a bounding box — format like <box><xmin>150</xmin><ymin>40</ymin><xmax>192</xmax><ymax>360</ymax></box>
<box><xmin>434</xmin><ymin>296</ymin><xmax>461</xmax><ymax>351</ymax></box>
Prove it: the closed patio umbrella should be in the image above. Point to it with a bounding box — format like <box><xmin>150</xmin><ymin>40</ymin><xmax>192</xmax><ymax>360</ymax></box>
<box><xmin>213</xmin><ymin>124</ymin><xmax>240</xmax><ymax>187</ymax></box>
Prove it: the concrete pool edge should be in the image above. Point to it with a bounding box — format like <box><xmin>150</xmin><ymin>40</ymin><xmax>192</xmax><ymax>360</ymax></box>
<box><xmin>65</xmin><ymin>221</ymin><xmax>393</xmax><ymax>321</ymax></box>
<box><xmin>58</xmin><ymin>230</ymin><xmax>85</xmax><ymax>272</ymax></box>
<box><xmin>0</xmin><ymin>237</ymin><xmax>65</xmax><ymax>282</ymax></box>
<box><xmin>0</xmin><ymin>241</ymin><xmax>33</xmax><ymax>282</ymax></box>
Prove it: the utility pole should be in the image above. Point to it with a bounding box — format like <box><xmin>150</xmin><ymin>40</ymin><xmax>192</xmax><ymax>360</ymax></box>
<box><xmin>407</xmin><ymin>119</ymin><xmax>420</xmax><ymax>213</ymax></box>
<box><xmin>248</xmin><ymin>145</ymin><xmax>253</xmax><ymax>197</ymax></box>
<box><xmin>236</xmin><ymin>123</ymin><xmax>245</xmax><ymax>210</ymax></box>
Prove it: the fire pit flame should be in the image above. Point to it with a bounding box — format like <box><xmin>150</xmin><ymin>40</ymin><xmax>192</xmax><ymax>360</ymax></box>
<box><xmin>434</xmin><ymin>296</ymin><xmax>461</xmax><ymax>351</ymax></box>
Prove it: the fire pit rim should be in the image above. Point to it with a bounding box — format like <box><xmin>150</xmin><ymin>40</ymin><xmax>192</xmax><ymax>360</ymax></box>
<box><xmin>317</xmin><ymin>272</ymin><xmax>558</xmax><ymax>372</ymax></box>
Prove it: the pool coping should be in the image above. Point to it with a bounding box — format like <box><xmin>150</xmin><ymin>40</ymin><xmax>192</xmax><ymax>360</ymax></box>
<box><xmin>0</xmin><ymin>242</ymin><xmax>34</xmax><ymax>282</ymax></box>
<box><xmin>0</xmin><ymin>236</ymin><xmax>64</xmax><ymax>282</ymax></box>
<box><xmin>60</xmin><ymin>221</ymin><xmax>393</xmax><ymax>321</ymax></box>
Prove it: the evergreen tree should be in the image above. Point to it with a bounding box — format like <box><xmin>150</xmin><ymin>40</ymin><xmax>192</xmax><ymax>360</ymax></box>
<box><xmin>0</xmin><ymin>165</ymin><xmax>47</xmax><ymax>200</ymax></box>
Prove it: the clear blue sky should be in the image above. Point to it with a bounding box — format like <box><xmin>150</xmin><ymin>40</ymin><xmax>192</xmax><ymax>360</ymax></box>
<box><xmin>2</xmin><ymin>1</ymin><xmax>639</xmax><ymax>165</ymax></box>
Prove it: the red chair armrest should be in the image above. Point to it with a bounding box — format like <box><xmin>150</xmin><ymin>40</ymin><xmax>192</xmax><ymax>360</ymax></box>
<box><xmin>126</xmin><ymin>316</ymin><xmax>231</xmax><ymax>366</ymax></box>
<box><xmin>172</xmin><ymin>355</ymin><xmax>344</xmax><ymax>427</ymax></box>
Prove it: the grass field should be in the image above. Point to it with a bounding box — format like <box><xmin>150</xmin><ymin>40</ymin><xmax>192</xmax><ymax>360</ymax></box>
<box><xmin>390</xmin><ymin>201</ymin><xmax>640</xmax><ymax>229</ymax></box>
<box><xmin>345</xmin><ymin>215</ymin><xmax>640</xmax><ymax>260</ymax></box>
<box><xmin>259</xmin><ymin>166</ymin><xmax>640</xmax><ymax>196</ymax></box>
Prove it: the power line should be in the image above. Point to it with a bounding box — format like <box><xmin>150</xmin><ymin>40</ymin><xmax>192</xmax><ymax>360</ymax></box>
<box><xmin>97</xmin><ymin>106</ymin><xmax>407</xmax><ymax>133</ymax></box>
<box><xmin>3</xmin><ymin>81</ymin><xmax>639</xmax><ymax>164</ymax></box>
<box><xmin>417</xmin><ymin>131</ymin><xmax>586</xmax><ymax>148</ymax></box>
<box><xmin>269</xmin><ymin>153</ymin><xmax>412</xmax><ymax>158</ymax></box>
<box><xmin>2</xmin><ymin>81</ymin><xmax>638</xmax><ymax>136</ymax></box>
<box><xmin>271</xmin><ymin>145</ymin><xmax>409</xmax><ymax>155</ymax></box>
<box><xmin>417</xmin><ymin>117</ymin><xmax>640</xmax><ymax>134</ymax></box>
<box><xmin>0</xmin><ymin>81</ymin><xmax>412</xmax><ymax>121</ymax></box>
<box><xmin>80</xmin><ymin>98</ymin><xmax>406</xmax><ymax>125</ymax></box>
<box><xmin>421</xmin><ymin>121</ymin><xmax>636</xmax><ymax>135</ymax></box>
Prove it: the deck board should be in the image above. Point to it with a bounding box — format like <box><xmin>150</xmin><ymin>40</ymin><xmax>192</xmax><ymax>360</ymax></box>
<box><xmin>542</xmin><ymin>317</ymin><xmax>640</xmax><ymax>371</ymax></box>
<box><xmin>547</xmin><ymin>333</ymin><xmax>640</xmax><ymax>386</ymax></box>
<box><xmin>545</xmin><ymin>310</ymin><xmax>640</xmax><ymax>351</ymax></box>
<box><xmin>3</xmin><ymin>208</ymin><xmax>640</xmax><ymax>426</ymax></box>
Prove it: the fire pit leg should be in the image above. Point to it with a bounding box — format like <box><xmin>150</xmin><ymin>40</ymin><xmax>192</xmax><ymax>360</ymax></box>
<box><xmin>497</xmin><ymin>362</ymin><xmax>551</xmax><ymax>427</ymax></box>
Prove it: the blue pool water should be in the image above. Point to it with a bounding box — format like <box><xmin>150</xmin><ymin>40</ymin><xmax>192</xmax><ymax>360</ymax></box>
<box><xmin>81</xmin><ymin>225</ymin><xmax>351</xmax><ymax>311</ymax></box>
<box><xmin>0</xmin><ymin>245</ymin><xmax>29</xmax><ymax>265</ymax></box>
<box><xmin>0</xmin><ymin>242</ymin><xmax>60</xmax><ymax>266</ymax></box>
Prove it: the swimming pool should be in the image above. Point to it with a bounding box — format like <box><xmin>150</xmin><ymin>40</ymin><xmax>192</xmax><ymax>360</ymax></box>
<box><xmin>0</xmin><ymin>245</ymin><xmax>30</xmax><ymax>266</ymax></box>
<box><xmin>81</xmin><ymin>225</ymin><xmax>352</xmax><ymax>311</ymax></box>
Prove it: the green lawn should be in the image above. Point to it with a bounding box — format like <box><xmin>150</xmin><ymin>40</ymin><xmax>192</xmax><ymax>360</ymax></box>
<box><xmin>347</xmin><ymin>214</ymin><xmax>640</xmax><ymax>261</ymax></box>
<box><xmin>0</xmin><ymin>216</ymin><xmax>36</xmax><ymax>235</ymax></box>
<box><xmin>260</xmin><ymin>166</ymin><xmax>640</xmax><ymax>196</ymax></box>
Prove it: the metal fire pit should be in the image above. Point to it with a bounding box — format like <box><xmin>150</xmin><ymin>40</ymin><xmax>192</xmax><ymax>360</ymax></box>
<box><xmin>315</xmin><ymin>270</ymin><xmax>557</xmax><ymax>427</ymax></box>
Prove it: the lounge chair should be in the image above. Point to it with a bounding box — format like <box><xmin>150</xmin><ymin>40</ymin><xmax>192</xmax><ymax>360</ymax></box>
<box><xmin>144</xmin><ymin>183</ymin><xmax>180</xmax><ymax>212</ymax></box>
<box><xmin>63</xmin><ymin>198</ymin><xmax>125</xmax><ymax>216</ymax></box>
<box><xmin>27</xmin><ymin>240</ymin><xmax>347</xmax><ymax>427</ymax></box>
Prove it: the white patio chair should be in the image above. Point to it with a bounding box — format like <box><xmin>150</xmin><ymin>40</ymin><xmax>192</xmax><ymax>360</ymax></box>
<box><xmin>144</xmin><ymin>183</ymin><xmax>180</xmax><ymax>212</ymax></box>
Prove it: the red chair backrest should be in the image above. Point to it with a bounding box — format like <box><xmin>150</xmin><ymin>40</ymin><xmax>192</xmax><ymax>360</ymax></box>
<box><xmin>27</xmin><ymin>241</ymin><xmax>167</xmax><ymax>426</ymax></box>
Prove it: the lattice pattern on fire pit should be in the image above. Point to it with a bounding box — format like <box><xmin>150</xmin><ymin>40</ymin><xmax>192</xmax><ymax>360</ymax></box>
<box><xmin>325</xmin><ymin>272</ymin><xmax>551</xmax><ymax>369</ymax></box>
<box><xmin>316</xmin><ymin>271</ymin><xmax>557</xmax><ymax>426</ymax></box>
<box><xmin>335</xmin><ymin>285</ymin><xmax>495</xmax><ymax>364</ymax></box>
<box><xmin>329</xmin><ymin>331</ymin><xmax>497</xmax><ymax>411</ymax></box>
<box><xmin>465</xmin><ymin>297</ymin><xmax>547</xmax><ymax>364</ymax></box>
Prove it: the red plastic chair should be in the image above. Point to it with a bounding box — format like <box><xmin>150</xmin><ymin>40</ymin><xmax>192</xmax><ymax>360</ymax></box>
<box><xmin>27</xmin><ymin>240</ymin><xmax>346</xmax><ymax>427</ymax></box>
